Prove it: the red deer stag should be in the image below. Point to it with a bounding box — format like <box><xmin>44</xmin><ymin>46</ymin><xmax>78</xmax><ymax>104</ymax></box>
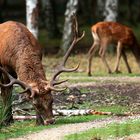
<box><xmin>87</xmin><ymin>21</ymin><xmax>140</xmax><ymax>76</ymax></box>
<box><xmin>0</xmin><ymin>15</ymin><xmax>84</xmax><ymax>125</ymax></box>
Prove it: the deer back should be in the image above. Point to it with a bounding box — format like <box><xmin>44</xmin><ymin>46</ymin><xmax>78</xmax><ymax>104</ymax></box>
<box><xmin>0</xmin><ymin>21</ymin><xmax>42</xmax><ymax>69</ymax></box>
<box><xmin>0</xmin><ymin>21</ymin><xmax>45</xmax><ymax>82</ymax></box>
<box><xmin>91</xmin><ymin>21</ymin><xmax>136</xmax><ymax>46</ymax></box>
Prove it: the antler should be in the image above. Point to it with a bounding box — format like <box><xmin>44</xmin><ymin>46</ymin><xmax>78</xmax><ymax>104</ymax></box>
<box><xmin>49</xmin><ymin>14</ymin><xmax>85</xmax><ymax>91</ymax></box>
<box><xmin>0</xmin><ymin>67</ymin><xmax>35</xmax><ymax>98</ymax></box>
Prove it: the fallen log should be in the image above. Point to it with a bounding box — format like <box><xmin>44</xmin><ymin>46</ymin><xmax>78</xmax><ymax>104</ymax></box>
<box><xmin>13</xmin><ymin>109</ymin><xmax>134</xmax><ymax>120</ymax></box>
<box><xmin>13</xmin><ymin>115</ymin><xmax>36</xmax><ymax>120</ymax></box>
<box><xmin>53</xmin><ymin>109</ymin><xmax>91</xmax><ymax>116</ymax></box>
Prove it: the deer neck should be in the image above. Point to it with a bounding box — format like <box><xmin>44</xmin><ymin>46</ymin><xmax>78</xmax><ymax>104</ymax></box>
<box><xmin>16</xmin><ymin>52</ymin><xmax>47</xmax><ymax>85</ymax></box>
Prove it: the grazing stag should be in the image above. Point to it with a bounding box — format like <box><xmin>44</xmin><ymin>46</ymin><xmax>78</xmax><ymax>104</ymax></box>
<box><xmin>0</xmin><ymin>15</ymin><xmax>84</xmax><ymax>125</ymax></box>
<box><xmin>87</xmin><ymin>21</ymin><xmax>140</xmax><ymax>76</ymax></box>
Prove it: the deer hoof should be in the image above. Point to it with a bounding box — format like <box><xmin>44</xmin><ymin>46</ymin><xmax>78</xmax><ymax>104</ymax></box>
<box><xmin>108</xmin><ymin>71</ymin><xmax>112</xmax><ymax>74</ymax></box>
<box><xmin>88</xmin><ymin>72</ymin><xmax>92</xmax><ymax>76</ymax></box>
<box><xmin>114</xmin><ymin>70</ymin><xmax>122</xmax><ymax>74</ymax></box>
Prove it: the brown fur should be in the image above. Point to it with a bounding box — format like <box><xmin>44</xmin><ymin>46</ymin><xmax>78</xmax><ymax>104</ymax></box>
<box><xmin>87</xmin><ymin>21</ymin><xmax>140</xmax><ymax>76</ymax></box>
<box><xmin>0</xmin><ymin>21</ymin><xmax>53</xmax><ymax>125</ymax></box>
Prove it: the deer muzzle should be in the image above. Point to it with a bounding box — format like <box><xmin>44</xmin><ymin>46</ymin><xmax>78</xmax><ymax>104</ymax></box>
<box><xmin>44</xmin><ymin>118</ymin><xmax>55</xmax><ymax>125</ymax></box>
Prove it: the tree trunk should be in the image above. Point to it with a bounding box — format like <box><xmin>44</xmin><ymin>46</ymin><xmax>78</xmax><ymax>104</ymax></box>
<box><xmin>104</xmin><ymin>0</ymin><xmax>118</xmax><ymax>21</ymax></box>
<box><xmin>104</xmin><ymin>0</ymin><xmax>118</xmax><ymax>53</ymax></box>
<box><xmin>61</xmin><ymin>0</ymin><xmax>78</xmax><ymax>54</ymax></box>
<box><xmin>26</xmin><ymin>0</ymin><xmax>39</xmax><ymax>38</ymax></box>
<box><xmin>42</xmin><ymin>0</ymin><xmax>60</xmax><ymax>39</ymax></box>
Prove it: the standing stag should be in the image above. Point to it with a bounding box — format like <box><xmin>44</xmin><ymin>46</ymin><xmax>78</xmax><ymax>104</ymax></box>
<box><xmin>0</xmin><ymin>15</ymin><xmax>84</xmax><ymax>125</ymax></box>
<box><xmin>87</xmin><ymin>21</ymin><xmax>140</xmax><ymax>76</ymax></box>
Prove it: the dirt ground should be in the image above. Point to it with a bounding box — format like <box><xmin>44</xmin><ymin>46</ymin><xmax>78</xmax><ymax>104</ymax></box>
<box><xmin>10</xmin><ymin>76</ymin><xmax>140</xmax><ymax>140</ymax></box>
<box><xmin>53</xmin><ymin>76</ymin><xmax>140</xmax><ymax>113</ymax></box>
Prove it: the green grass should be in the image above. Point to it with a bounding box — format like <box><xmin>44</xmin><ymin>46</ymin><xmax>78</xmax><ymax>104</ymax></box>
<box><xmin>0</xmin><ymin>94</ymin><xmax>13</xmax><ymax>129</ymax></box>
<box><xmin>45</xmin><ymin>71</ymin><xmax>140</xmax><ymax>84</ymax></box>
<box><xmin>0</xmin><ymin>115</ymin><xmax>106</xmax><ymax>139</ymax></box>
<box><xmin>90</xmin><ymin>105</ymin><xmax>128</xmax><ymax>114</ymax></box>
<box><xmin>0</xmin><ymin>105</ymin><xmax>128</xmax><ymax>139</ymax></box>
<box><xmin>64</xmin><ymin>119</ymin><xmax>140</xmax><ymax>140</ymax></box>
<box><xmin>0</xmin><ymin>120</ymin><xmax>52</xmax><ymax>139</ymax></box>
<box><xmin>57</xmin><ymin>115</ymin><xmax>106</xmax><ymax>125</ymax></box>
<box><xmin>43</xmin><ymin>52</ymin><xmax>140</xmax><ymax>81</ymax></box>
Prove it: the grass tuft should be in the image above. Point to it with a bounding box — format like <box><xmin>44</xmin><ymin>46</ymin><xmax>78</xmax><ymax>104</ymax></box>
<box><xmin>64</xmin><ymin>119</ymin><xmax>140</xmax><ymax>140</ymax></box>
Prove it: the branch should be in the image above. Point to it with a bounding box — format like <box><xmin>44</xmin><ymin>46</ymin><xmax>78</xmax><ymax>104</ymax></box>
<box><xmin>13</xmin><ymin>109</ymin><xmax>134</xmax><ymax>120</ymax></box>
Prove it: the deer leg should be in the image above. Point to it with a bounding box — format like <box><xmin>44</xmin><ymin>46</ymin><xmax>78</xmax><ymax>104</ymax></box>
<box><xmin>122</xmin><ymin>49</ymin><xmax>132</xmax><ymax>73</ymax></box>
<box><xmin>114</xmin><ymin>42</ymin><xmax>123</xmax><ymax>73</ymax></box>
<box><xmin>87</xmin><ymin>43</ymin><xmax>99</xmax><ymax>76</ymax></box>
<box><xmin>99</xmin><ymin>43</ymin><xmax>112</xmax><ymax>74</ymax></box>
<box><xmin>36</xmin><ymin>113</ymin><xmax>44</xmax><ymax>125</ymax></box>
<box><xmin>0</xmin><ymin>73</ymin><xmax>14</xmax><ymax>126</ymax></box>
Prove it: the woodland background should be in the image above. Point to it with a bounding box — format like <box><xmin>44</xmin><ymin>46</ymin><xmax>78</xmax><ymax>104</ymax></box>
<box><xmin>1</xmin><ymin>0</ymin><xmax>140</xmax><ymax>55</ymax></box>
<box><xmin>1</xmin><ymin>1</ymin><xmax>140</xmax><ymax>139</ymax></box>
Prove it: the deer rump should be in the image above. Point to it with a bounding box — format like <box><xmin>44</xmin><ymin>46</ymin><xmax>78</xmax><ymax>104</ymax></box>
<box><xmin>0</xmin><ymin>15</ymin><xmax>84</xmax><ymax>125</ymax></box>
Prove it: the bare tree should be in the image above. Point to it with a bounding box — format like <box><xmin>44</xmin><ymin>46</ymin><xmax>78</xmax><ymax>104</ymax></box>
<box><xmin>26</xmin><ymin>0</ymin><xmax>39</xmax><ymax>38</ymax></box>
<box><xmin>61</xmin><ymin>0</ymin><xmax>79</xmax><ymax>53</ymax></box>
<box><xmin>104</xmin><ymin>0</ymin><xmax>118</xmax><ymax>21</ymax></box>
<box><xmin>103</xmin><ymin>0</ymin><xmax>118</xmax><ymax>53</ymax></box>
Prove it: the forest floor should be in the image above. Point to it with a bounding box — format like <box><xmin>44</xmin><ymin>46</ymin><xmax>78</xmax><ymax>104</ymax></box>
<box><xmin>9</xmin><ymin>76</ymin><xmax>140</xmax><ymax>140</ymax></box>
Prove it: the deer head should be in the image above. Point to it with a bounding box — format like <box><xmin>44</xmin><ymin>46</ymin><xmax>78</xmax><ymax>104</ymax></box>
<box><xmin>0</xmin><ymin>14</ymin><xmax>85</xmax><ymax>125</ymax></box>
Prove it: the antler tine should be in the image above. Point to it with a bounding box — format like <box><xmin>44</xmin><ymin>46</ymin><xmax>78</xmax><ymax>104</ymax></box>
<box><xmin>72</xmin><ymin>13</ymin><xmax>78</xmax><ymax>38</ymax></box>
<box><xmin>62</xmin><ymin>14</ymin><xmax>85</xmax><ymax>66</ymax></box>
<box><xmin>49</xmin><ymin>13</ymin><xmax>85</xmax><ymax>91</ymax></box>
<box><xmin>0</xmin><ymin>67</ymin><xmax>34</xmax><ymax>98</ymax></box>
<box><xmin>72</xmin><ymin>14</ymin><xmax>85</xmax><ymax>42</ymax></box>
<box><xmin>0</xmin><ymin>67</ymin><xmax>15</xmax><ymax>87</ymax></box>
